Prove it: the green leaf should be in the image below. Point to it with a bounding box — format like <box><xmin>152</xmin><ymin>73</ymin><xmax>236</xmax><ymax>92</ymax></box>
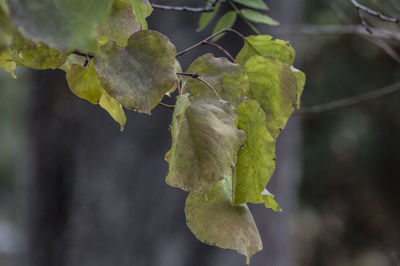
<box><xmin>244</xmin><ymin>56</ymin><xmax>298</xmax><ymax>138</ymax></box>
<box><xmin>236</xmin><ymin>35</ymin><xmax>295</xmax><ymax>66</ymax></box>
<box><xmin>233</xmin><ymin>0</ymin><xmax>268</xmax><ymax>10</ymax></box>
<box><xmin>197</xmin><ymin>2</ymin><xmax>221</xmax><ymax>32</ymax></box>
<box><xmin>165</xmin><ymin>94</ymin><xmax>245</xmax><ymax>194</ymax></box>
<box><xmin>212</xmin><ymin>11</ymin><xmax>237</xmax><ymax>41</ymax></box>
<box><xmin>7</xmin><ymin>0</ymin><xmax>112</xmax><ymax>52</ymax></box>
<box><xmin>94</xmin><ymin>30</ymin><xmax>177</xmax><ymax>114</ymax></box>
<box><xmin>292</xmin><ymin>67</ymin><xmax>306</xmax><ymax>108</ymax></box>
<box><xmin>183</xmin><ymin>53</ymin><xmax>249</xmax><ymax>106</ymax></box>
<box><xmin>99</xmin><ymin>0</ymin><xmax>140</xmax><ymax>47</ymax></box>
<box><xmin>185</xmin><ymin>177</ymin><xmax>263</xmax><ymax>261</ymax></box>
<box><xmin>99</xmin><ymin>90</ymin><xmax>127</xmax><ymax>131</ymax></box>
<box><xmin>130</xmin><ymin>0</ymin><xmax>153</xmax><ymax>30</ymax></box>
<box><xmin>0</xmin><ymin>49</ymin><xmax>16</xmax><ymax>78</ymax></box>
<box><xmin>240</xmin><ymin>9</ymin><xmax>279</xmax><ymax>26</ymax></box>
<box><xmin>9</xmin><ymin>33</ymin><xmax>68</xmax><ymax>70</ymax></box>
<box><xmin>0</xmin><ymin>4</ymin><xmax>14</xmax><ymax>53</ymax></box>
<box><xmin>65</xmin><ymin>61</ymin><xmax>103</xmax><ymax>105</ymax></box>
<box><xmin>233</xmin><ymin>100</ymin><xmax>281</xmax><ymax>211</ymax></box>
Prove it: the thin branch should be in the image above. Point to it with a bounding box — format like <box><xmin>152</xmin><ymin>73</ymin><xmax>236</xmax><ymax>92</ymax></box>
<box><xmin>159</xmin><ymin>102</ymin><xmax>175</xmax><ymax>110</ymax></box>
<box><xmin>202</xmin><ymin>41</ymin><xmax>236</xmax><ymax>62</ymax></box>
<box><xmin>176</xmin><ymin>72</ymin><xmax>220</xmax><ymax>97</ymax></box>
<box><xmin>151</xmin><ymin>0</ymin><xmax>218</xmax><ymax>13</ymax></box>
<box><xmin>227</xmin><ymin>0</ymin><xmax>261</xmax><ymax>35</ymax></box>
<box><xmin>297</xmin><ymin>81</ymin><xmax>400</xmax><ymax>115</ymax></box>
<box><xmin>351</xmin><ymin>0</ymin><xmax>400</xmax><ymax>24</ymax></box>
<box><xmin>276</xmin><ymin>24</ymin><xmax>400</xmax><ymax>42</ymax></box>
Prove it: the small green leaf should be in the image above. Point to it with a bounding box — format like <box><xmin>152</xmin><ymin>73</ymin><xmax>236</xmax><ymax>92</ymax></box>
<box><xmin>183</xmin><ymin>53</ymin><xmax>249</xmax><ymax>106</ymax></box>
<box><xmin>65</xmin><ymin>61</ymin><xmax>103</xmax><ymax>105</ymax></box>
<box><xmin>130</xmin><ymin>0</ymin><xmax>153</xmax><ymax>30</ymax></box>
<box><xmin>233</xmin><ymin>0</ymin><xmax>268</xmax><ymax>10</ymax></box>
<box><xmin>236</xmin><ymin>35</ymin><xmax>295</xmax><ymax>66</ymax></box>
<box><xmin>185</xmin><ymin>177</ymin><xmax>263</xmax><ymax>260</ymax></box>
<box><xmin>233</xmin><ymin>100</ymin><xmax>281</xmax><ymax>211</ymax></box>
<box><xmin>240</xmin><ymin>9</ymin><xmax>279</xmax><ymax>25</ymax></box>
<box><xmin>94</xmin><ymin>30</ymin><xmax>177</xmax><ymax>114</ymax></box>
<box><xmin>197</xmin><ymin>2</ymin><xmax>221</xmax><ymax>32</ymax></box>
<box><xmin>0</xmin><ymin>49</ymin><xmax>16</xmax><ymax>78</ymax></box>
<box><xmin>9</xmin><ymin>33</ymin><xmax>68</xmax><ymax>70</ymax></box>
<box><xmin>99</xmin><ymin>91</ymin><xmax>127</xmax><ymax>131</ymax></box>
<box><xmin>212</xmin><ymin>11</ymin><xmax>237</xmax><ymax>41</ymax></box>
<box><xmin>292</xmin><ymin>67</ymin><xmax>306</xmax><ymax>108</ymax></box>
<box><xmin>8</xmin><ymin>0</ymin><xmax>112</xmax><ymax>52</ymax></box>
<box><xmin>165</xmin><ymin>95</ymin><xmax>245</xmax><ymax>194</ymax></box>
<box><xmin>244</xmin><ymin>56</ymin><xmax>298</xmax><ymax>138</ymax></box>
<box><xmin>99</xmin><ymin>0</ymin><xmax>140</xmax><ymax>47</ymax></box>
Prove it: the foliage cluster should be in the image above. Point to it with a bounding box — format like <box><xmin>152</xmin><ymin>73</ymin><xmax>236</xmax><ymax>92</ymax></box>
<box><xmin>0</xmin><ymin>0</ymin><xmax>305</xmax><ymax>263</ymax></box>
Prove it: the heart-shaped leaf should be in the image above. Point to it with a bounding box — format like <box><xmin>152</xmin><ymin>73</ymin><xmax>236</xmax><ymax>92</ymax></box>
<box><xmin>94</xmin><ymin>30</ymin><xmax>177</xmax><ymax>114</ymax></box>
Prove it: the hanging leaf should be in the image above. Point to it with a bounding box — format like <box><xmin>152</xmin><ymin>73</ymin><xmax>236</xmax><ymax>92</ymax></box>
<box><xmin>99</xmin><ymin>91</ymin><xmax>127</xmax><ymax>131</ymax></box>
<box><xmin>185</xmin><ymin>177</ymin><xmax>263</xmax><ymax>262</ymax></box>
<box><xmin>0</xmin><ymin>49</ymin><xmax>16</xmax><ymax>78</ymax></box>
<box><xmin>165</xmin><ymin>94</ymin><xmax>245</xmax><ymax>194</ymax></box>
<box><xmin>7</xmin><ymin>0</ymin><xmax>112</xmax><ymax>52</ymax></box>
<box><xmin>94</xmin><ymin>30</ymin><xmax>177</xmax><ymax>114</ymax></box>
<box><xmin>99</xmin><ymin>0</ymin><xmax>140</xmax><ymax>47</ymax></box>
<box><xmin>9</xmin><ymin>33</ymin><xmax>68</xmax><ymax>70</ymax></box>
<box><xmin>233</xmin><ymin>100</ymin><xmax>280</xmax><ymax>211</ymax></box>
<box><xmin>212</xmin><ymin>11</ymin><xmax>237</xmax><ymax>41</ymax></box>
<box><xmin>62</xmin><ymin>56</ymin><xmax>126</xmax><ymax>130</ymax></box>
<box><xmin>240</xmin><ymin>9</ymin><xmax>279</xmax><ymax>26</ymax></box>
<box><xmin>183</xmin><ymin>53</ymin><xmax>249</xmax><ymax>106</ymax></box>
<box><xmin>197</xmin><ymin>2</ymin><xmax>221</xmax><ymax>32</ymax></box>
<box><xmin>292</xmin><ymin>67</ymin><xmax>306</xmax><ymax>108</ymax></box>
<box><xmin>65</xmin><ymin>61</ymin><xmax>103</xmax><ymax>104</ymax></box>
<box><xmin>244</xmin><ymin>55</ymin><xmax>298</xmax><ymax>138</ymax></box>
<box><xmin>236</xmin><ymin>35</ymin><xmax>295</xmax><ymax>66</ymax></box>
<box><xmin>233</xmin><ymin>0</ymin><xmax>268</xmax><ymax>10</ymax></box>
<box><xmin>130</xmin><ymin>0</ymin><xmax>153</xmax><ymax>30</ymax></box>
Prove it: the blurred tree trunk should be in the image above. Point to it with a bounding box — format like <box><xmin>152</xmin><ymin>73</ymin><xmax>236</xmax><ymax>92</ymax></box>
<box><xmin>21</xmin><ymin>2</ymin><xmax>304</xmax><ymax>266</ymax></box>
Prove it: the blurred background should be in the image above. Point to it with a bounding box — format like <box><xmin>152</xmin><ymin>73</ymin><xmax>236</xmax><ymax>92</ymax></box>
<box><xmin>0</xmin><ymin>0</ymin><xmax>399</xmax><ymax>265</ymax></box>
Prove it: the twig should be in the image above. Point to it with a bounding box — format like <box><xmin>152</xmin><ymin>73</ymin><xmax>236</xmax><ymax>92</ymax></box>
<box><xmin>159</xmin><ymin>102</ymin><xmax>175</xmax><ymax>110</ymax></box>
<box><xmin>227</xmin><ymin>0</ymin><xmax>261</xmax><ymax>34</ymax></box>
<box><xmin>177</xmin><ymin>28</ymin><xmax>260</xmax><ymax>58</ymax></box>
<box><xmin>350</xmin><ymin>0</ymin><xmax>400</xmax><ymax>33</ymax></box>
<box><xmin>297</xmin><ymin>81</ymin><xmax>400</xmax><ymax>115</ymax></box>
<box><xmin>176</xmin><ymin>72</ymin><xmax>220</xmax><ymax>97</ymax></box>
<box><xmin>202</xmin><ymin>41</ymin><xmax>236</xmax><ymax>62</ymax></box>
<box><xmin>151</xmin><ymin>0</ymin><xmax>219</xmax><ymax>13</ymax></box>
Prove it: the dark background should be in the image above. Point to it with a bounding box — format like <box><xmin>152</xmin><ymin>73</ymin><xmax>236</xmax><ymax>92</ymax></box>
<box><xmin>0</xmin><ymin>0</ymin><xmax>399</xmax><ymax>265</ymax></box>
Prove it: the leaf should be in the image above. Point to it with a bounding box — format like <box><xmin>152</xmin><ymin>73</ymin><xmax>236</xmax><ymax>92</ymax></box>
<box><xmin>9</xmin><ymin>33</ymin><xmax>68</xmax><ymax>70</ymax></box>
<box><xmin>99</xmin><ymin>0</ymin><xmax>140</xmax><ymax>47</ymax></box>
<box><xmin>65</xmin><ymin>61</ymin><xmax>103</xmax><ymax>105</ymax></box>
<box><xmin>0</xmin><ymin>49</ymin><xmax>16</xmax><ymax>78</ymax></box>
<box><xmin>236</xmin><ymin>35</ymin><xmax>295</xmax><ymax>66</ymax></box>
<box><xmin>292</xmin><ymin>67</ymin><xmax>306</xmax><ymax>108</ymax></box>
<box><xmin>165</xmin><ymin>94</ymin><xmax>245</xmax><ymax>194</ymax></box>
<box><xmin>7</xmin><ymin>0</ymin><xmax>112</xmax><ymax>52</ymax></box>
<box><xmin>0</xmin><ymin>4</ymin><xmax>14</xmax><ymax>53</ymax></box>
<box><xmin>183</xmin><ymin>53</ymin><xmax>249</xmax><ymax>106</ymax></box>
<box><xmin>212</xmin><ymin>11</ymin><xmax>237</xmax><ymax>41</ymax></box>
<box><xmin>185</xmin><ymin>177</ymin><xmax>263</xmax><ymax>261</ymax></box>
<box><xmin>99</xmin><ymin>91</ymin><xmax>127</xmax><ymax>131</ymax></box>
<box><xmin>197</xmin><ymin>2</ymin><xmax>221</xmax><ymax>32</ymax></box>
<box><xmin>240</xmin><ymin>9</ymin><xmax>279</xmax><ymax>26</ymax></box>
<box><xmin>130</xmin><ymin>0</ymin><xmax>153</xmax><ymax>30</ymax></box>
<box><xmin>233</xmin><ymin>100</ymin><xmax>280</xmax><ymax>211</ymax></box>
<box><xmin>233</xmin><ymin>0</ymin><xmax>268</xmax><ymax>10</ymax></box>
<box><xmin>94</xmin><ymin>30</ymin><xmax>177</xmax><ymax>114</ymax></box>
<box><xmin>244</xmin><ymin>55</ymin><xmax>298</xmax><ymax>138</ymax></box>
